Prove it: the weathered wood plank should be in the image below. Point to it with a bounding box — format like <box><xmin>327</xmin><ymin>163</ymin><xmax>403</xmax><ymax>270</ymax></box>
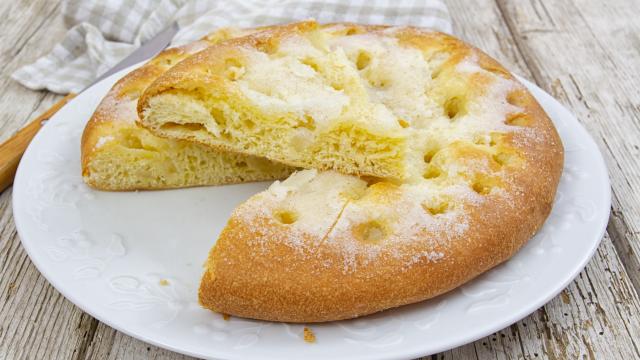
<box><xmin>493</xmin><ymin>0</ymin><xmax>640</xmax><ymax>294</ymax></box>
<box><xmin>440</xmin><ymin>0</ymin><xmax>640</xmax><ymax>358</ymax></box>
<box><xmin>0</xmin><ymin>0</ymin><xmax>66</xmax><ymax>142</ymax></box>
<box><xmin>84</xmin><ymin>323</ymin><xmax>193</xmax><ymax>360</ymax></box>
<box><xmin>0</xmin><ymin>1</ymin><xmax>102</xmax><ymax>359</ymax></box>
<box><xmin>448</xmin><ymin>0</ymin><xmax>531</xmax><ymax>77</ymax></box>
<box><xmin>0</xmin><ymin>0</ymin><xmax>67</xmax><ymax>224</ymax></box>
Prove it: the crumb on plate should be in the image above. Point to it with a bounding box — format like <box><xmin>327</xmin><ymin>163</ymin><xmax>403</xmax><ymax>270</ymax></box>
<box><xmin>303</xmin><ymin>327</ymin><xmax>316</xmax><ymax>343</ymax></box>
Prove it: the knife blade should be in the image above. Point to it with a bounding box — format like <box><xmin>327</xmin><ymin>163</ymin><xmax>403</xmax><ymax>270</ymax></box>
<box><xmin>89</xmin><ymin>22</ymin><xmax>180</xmax><ymax>89</ymax></box>
<box><xmin>0</xmin><ymin>22</ymin><xmax>180</xmax><ymax>192</ymax></box>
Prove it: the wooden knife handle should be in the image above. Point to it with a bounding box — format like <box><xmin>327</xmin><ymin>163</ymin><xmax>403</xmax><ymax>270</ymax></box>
<box><xmin>0</xmin><ymin>93</ymin><xmax>76</xmax><ymax>193</ymax></box>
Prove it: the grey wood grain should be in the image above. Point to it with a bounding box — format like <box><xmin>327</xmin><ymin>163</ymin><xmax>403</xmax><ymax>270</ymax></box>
<box><xmin>0</xmin><ymin>0</ymin><xmax>65</xmax><ymax>142</ymax></box>
<box><xmin>0</xmin><ymin>1</ymin><xmax>97</xmax><ymax>359</ymax></box>
<box><xmin>1</xmin><ymin>0</ymin><xmax>639</xmax><ymax>359</ymax></box>
<box><xmin>441</xmin><ymin>0</ymin><xmax>640</xmax><ymax>356</ymax></box>
<box><xmin>494</xmin><ymin>0</ymin><xmax>640</xmax><ymax>300</ymax></box>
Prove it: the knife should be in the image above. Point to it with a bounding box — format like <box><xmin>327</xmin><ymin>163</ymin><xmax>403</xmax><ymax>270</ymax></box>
<box><xmin>0</xmin><ymin>23</ymin><xmax>180</xmax><ymax>193</ymax></box>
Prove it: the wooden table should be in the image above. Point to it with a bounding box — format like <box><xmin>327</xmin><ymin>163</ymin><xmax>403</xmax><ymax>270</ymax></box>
<box><xmin>2</xmin><ymin>0</ymin><xmax>639</xmax><ymax>358</ymax></box>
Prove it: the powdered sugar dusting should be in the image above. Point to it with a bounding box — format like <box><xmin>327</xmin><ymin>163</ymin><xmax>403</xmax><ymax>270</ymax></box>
<box><xmin>322</xmin><ymin>181</ymin><xmax>480</xmax><ymax>272</ymax></box>
<box><xmin>236</xmin><ymin>170</ymin><xmax>367</xmax><ymax>256</ymax></box>
<box><xmin>221</xmin><ymin>27</ymin><xmax>550</xmax><ymax>275</ymax></box>
<box><xmin>404</xmin><ymin>250</ymin><xmax>445</xmax><ymax>269</ymax></box>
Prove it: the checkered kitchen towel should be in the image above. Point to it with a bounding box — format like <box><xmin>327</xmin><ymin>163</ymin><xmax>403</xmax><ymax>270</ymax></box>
<box><xmin>12</xmin><ymin>0</ymin><xmax>452</xmax><ymax>94</ymax></box>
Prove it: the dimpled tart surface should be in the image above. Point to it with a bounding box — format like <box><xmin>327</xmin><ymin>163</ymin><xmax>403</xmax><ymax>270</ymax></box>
<box><xmin>191</xmin><ymin>22</ymin><xmax>563</xmax><ymax>322</ymax></box>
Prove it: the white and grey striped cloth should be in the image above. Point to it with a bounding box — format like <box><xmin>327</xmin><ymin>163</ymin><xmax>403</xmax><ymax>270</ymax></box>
<box><xmin>12</xmin><ymin>0</ymin><xmax>452</xmax><ymax>94</ymax></box>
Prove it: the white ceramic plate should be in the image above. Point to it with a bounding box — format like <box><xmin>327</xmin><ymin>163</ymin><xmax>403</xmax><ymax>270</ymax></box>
<box><xmin>13</xmin><ymin>64</ymin><xmax>610</xmax><ymax>360</ymax></box>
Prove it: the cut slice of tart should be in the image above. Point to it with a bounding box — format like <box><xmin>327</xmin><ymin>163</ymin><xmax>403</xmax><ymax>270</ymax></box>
<box><xmin>82</xmin><ymin>27</ymin><xmax>294</xmax><ymax>191</ymax></box>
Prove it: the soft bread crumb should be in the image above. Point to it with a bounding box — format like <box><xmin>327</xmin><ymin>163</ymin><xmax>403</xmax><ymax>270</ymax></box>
<box><xmin>159</xmin><ymin>279</ymin><xmax>169</xmax><ymax>286</ymax></box>
<box><xmin>303</xmin><ymin>327</ymin><xmax>316</xmax><ymax>343</ymax></box>
<box><xmin>82</xmin><ymin>27</ymin><xmax>295</xmax><ymax>191</ymax></box>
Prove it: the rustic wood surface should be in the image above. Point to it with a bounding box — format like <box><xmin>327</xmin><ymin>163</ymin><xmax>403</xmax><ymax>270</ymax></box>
<box><xmin>1</xmin><ymin>0</ymin><xmax>639</xmax><ymax>358</ymax></box>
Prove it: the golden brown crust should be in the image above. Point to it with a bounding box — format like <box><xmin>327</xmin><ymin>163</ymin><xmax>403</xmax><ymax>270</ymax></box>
<box><xmin>196</xmin><ymin>22</ymin><xmax>563</xmax><ymax>322</ymax></box>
